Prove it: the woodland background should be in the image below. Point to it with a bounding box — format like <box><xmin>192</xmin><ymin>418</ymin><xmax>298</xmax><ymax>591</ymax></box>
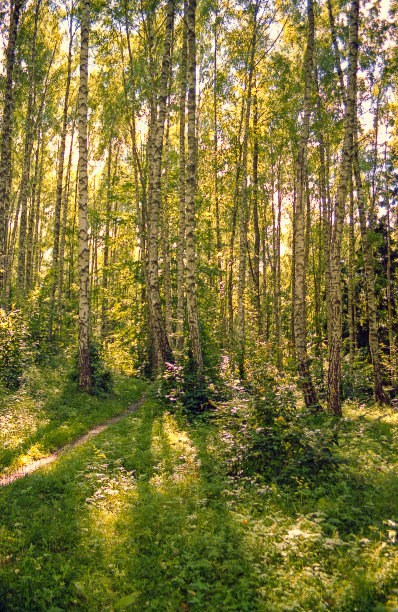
<box><xmin>0</xmin><ymin>1</ymin><xmax>398</xmax><ymax>610</ymax></box>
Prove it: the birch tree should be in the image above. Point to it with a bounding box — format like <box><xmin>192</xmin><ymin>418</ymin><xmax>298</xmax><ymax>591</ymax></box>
<box><xmin>0</xmin><ymin>0</ymin><xmax>24</xmax><ymax>307</ymax></box>
<box><xmin>78</xmin><ymin>0</ymin><xmax>92</xmax><ymax>391</ymax></box>
<box><xmin>294</xmin><ymin>0</ymin><xmax>319</xmax><ymax>410</ymax></box>
<box><xmin>327</xmin><ymin>0</ymin><xmax>359</xmax><ymax>416</ymax></box>
<box><xmin>185</xmin><ymin>0</ymin><xmax>203</xmax><ymax>373</ymax></box>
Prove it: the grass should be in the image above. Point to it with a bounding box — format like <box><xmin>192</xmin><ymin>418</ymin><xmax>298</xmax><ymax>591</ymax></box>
<box><xmin>0</xmin><ymin>357</ymin><xmax>145</xmax><ymax>477</ymax></box>
<box><xmin>0</xmin><ymin>364</ymin><xmax>398</xmax><ymax>611</ymax></box>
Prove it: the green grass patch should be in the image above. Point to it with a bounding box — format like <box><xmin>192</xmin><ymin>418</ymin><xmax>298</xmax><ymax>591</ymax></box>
<box><xmin>0</xmin><ymin>388</ymin><xmax>397</xmax><ymax>611</ymax></box>
<box><xmin>0</xmin><ymin>357</ymin><xmax>145</xmax><ymax>477</ymax></box>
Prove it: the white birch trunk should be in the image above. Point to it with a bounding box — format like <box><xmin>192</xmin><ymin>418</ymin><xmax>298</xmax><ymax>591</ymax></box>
<box><xmin>78</xmin><ymin>0</ymin><xmax>92</xmax><ymax>392</ymax></box>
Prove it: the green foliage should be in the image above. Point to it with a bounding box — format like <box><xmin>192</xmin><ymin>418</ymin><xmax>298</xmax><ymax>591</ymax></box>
<box><xmin>341</xmin><ymin>353</ymin><xmax>374</xmax><ymax>400</ymax></box>
<box><xmin>0</xmin><ymin>358</ymin><xmax>144</xmax><ymax>475</ymax></box>
<box><xmin>219</xmin><ymin>387</ymin><xmax>340</xmax><ymax>485</ymax></box>
<box><xmin>69</xmin><ymin>342</ymin><xmax>113</xmax><ymax>396</ymax></box>
<box><xmin>153</xmin><ymin>348</ymin><xmax>227</xmax><ymax>418</ymax></box>
<box><xmin>0</xmin><ymin>309</ymin><xmax>30</xmax><ymax>390</ymax></box>
<box><xmin>0</xmin><ymin>391</ymin><xmax>397</xmax><ymax>611</ymax></box>
<box><xmin>153</xmin><ymin>359</ymin><xmax>212</xmax><ymax>416</ymax></box>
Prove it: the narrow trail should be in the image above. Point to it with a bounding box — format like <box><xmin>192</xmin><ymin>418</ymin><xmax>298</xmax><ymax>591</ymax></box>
<box><xmin>0</xmin><ymin>396</ymin><xmax>145</xmax><ymax>488</ymax></box>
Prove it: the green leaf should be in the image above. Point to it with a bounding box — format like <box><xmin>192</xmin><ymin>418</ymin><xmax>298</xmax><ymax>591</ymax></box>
<box><xmin>74</xmin><ymin>581</ymin><xmax>86</xmax><ymax>596</ymax></box>
<box><xmin>113</xmin><ymin>593</ymin><xmax>140</xmax><ymax>610</ymax></box>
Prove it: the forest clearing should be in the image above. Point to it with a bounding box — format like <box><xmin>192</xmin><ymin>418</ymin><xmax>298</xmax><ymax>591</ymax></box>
<box><xmin>0</xmin><ymin>0</ymin><xmax>398</xmax><ymax>608</ymax></box>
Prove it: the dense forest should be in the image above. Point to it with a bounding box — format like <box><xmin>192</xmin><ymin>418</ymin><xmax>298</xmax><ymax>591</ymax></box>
<box><xmin>0</xmin><ymin>0</ymin><xmax>398</xmax><ymax>609</ymax></box>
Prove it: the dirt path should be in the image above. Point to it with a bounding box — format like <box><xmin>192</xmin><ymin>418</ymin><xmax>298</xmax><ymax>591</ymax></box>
<box><xmin>0</xmin><ymin>397</ymin><xmax>145</xmax><ymax>488</ymax></box>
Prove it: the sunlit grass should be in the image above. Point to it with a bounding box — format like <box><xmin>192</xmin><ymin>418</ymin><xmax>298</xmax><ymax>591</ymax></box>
<box><xmin>0</xmin><ymin>358</ymin><xmax>145</xmax><ymax>478</ymax></box>
<box><xmin>0</xmin><ymin>385</ymin><xmax>397</xmax><ymax>610</ymax></box>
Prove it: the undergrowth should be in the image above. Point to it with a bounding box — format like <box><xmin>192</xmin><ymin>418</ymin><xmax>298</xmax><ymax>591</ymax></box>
<box><xmin>0</xmin><ymin>359</ymin><xmax>397</xmax><ymax>611</ymax></box>
<box><xmin>0</xmin><ymin>354</ymin><xmax>144</xmax><ymax>478</ymax></box>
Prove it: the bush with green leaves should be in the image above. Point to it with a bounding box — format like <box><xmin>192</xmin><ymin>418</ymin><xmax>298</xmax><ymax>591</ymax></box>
<box><xmin>69</xmin><ymin>342</ymin><xmax>113</xmax><ymax>396</ymax></box>
<box><xmin>153</xmin><ymin>352</ymin><xmax>221</xmax><ymax>418</ymax></box>
<box><xmin>0</xmin><ymin>308</ymin><xmax>30</xmax><ymax>390</ymax></box>
<box><xmin>219</xmin><ymin>389</ymin><xmax>341</xmax><ymax>485</ymax></box>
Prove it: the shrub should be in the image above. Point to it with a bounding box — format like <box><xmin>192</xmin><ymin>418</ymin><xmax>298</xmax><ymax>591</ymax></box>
<box><xmin>221</xmin><ymin>390</ymin><xmax>340</xmax><ymax>485</ymax></box>
<box><xmin>0</xmin><ymin>308</ymin><xmax>30</xmax><ymax>390</ymax></box>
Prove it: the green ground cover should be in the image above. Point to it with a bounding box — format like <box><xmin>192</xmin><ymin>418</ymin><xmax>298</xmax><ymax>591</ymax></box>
<box><xmin>0</xmin><ymin>358</ymin><xmax>145</xmax><ymax>477</ymax></box>
<box><xmin>0</xmin><ymin>367</ymin><xmax>397</xmax><ymax>611</ymax></box>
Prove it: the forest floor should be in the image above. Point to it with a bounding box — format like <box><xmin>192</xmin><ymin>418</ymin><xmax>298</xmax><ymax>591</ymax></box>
<box><xmin>0</xmin><ymin>360</ymin><xmax>398</xmax><ymax>611</ymax></box>
<box><xmin>0</xmin><ymin>398</ymin><xmax>145</xmax><ymax>487</ymax></box>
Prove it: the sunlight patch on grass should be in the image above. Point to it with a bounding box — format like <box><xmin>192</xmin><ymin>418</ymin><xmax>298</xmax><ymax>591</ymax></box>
<box><xmin>0</xmin><ymin>398</ymin><xmax>47</xmax><ymax>453</ymax></box>
<box><xmin>149</xmin><ymin>412</ymin><xmax>201</xmax><ymax>488</ymax></box>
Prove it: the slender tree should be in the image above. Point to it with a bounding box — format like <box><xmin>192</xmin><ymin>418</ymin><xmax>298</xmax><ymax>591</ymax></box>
<box><xmin>294</xmin><ymin>0</ymin><xmax>319</xmax><ymax>410</ymax></box>
<box><xmin>327</xmin><ymin>0</ymin><xmax>359</xmax><ymax>416</ymax></box>
<box><xmin>185</xmin><ymin>0</ymin><xmax>203</xmax><ymax>373</ymax></box>
<box><xmin>78</xmin><ymin>0</ymin><xmax>92</xmax><ymax>392</ymax></box>
<box><xmin>49</xmin><ymin>2</ymin><xmax>74</xmax><ymax>338</ymax></box>
<box><xmin>0</xmin><ymin>0</ymin><xmax>24</xmax><ymax>307</ymax></box>
<box><xmin>147</xmin><ymin>0</ymin><xmax>175</xmax><ymax>366</ymax></box>
<box><xmin>236</xmin><ymin>0</ymin><xmax>257</xmax><ymax>378</ymax></box>
<box><xmin>176</xmin><ymin>0</ymin><xmax>188</xmax><ymax>358</ymax></box>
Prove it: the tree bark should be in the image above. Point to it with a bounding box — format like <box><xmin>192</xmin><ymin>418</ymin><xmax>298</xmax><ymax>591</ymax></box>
<box><xmin>294</xmin><ymin>0</ymin><xmax>319</xmax><ymax>410</ymax></box>
<box><xmin>161</xmin><ymin>106</ymin><xmax>173</xmax><ymax>346</ymax></box>
<box><xmin>57</xmin><ymin>119</ymin><xmax>75</xmax><ymax>340</ymax></box>
<box><xmin>17</xmin><ymin>0</ymin><xmax>42</xmax><ymax>298</ymax></box>
<box><xmin>25</xmin><ymin>131</ymin><xmax>41</xmax><ymax>292</ymax></box>
<box><xmin>327</xmin><ymin>0</ymin><xmax>359</xmax><ymax>416</ymax></box>
<box><xmin>252</xmin><ymin>89</ymin><xmax>262</xmax><ymax>337</ymax></box>
<box><xmin>176</xmin><ymin>0</ymin><xmax>188</xmax><ymax>358</ymax></box>
<box><xmin>49</xmin><ymin>8</ymin><xmax>73</xmax><ymax>338</ymax></box>
<box><xmin>0</xmin><ymin>0</ymin><xmax>24</xmax><ymax>307</ymax></box>
<box><xmin>385</xmin><ymin>140</ymin><xmax>396</xmax><ymax>388</ymax></box>
<box><xmin>147</xmin><ymin>0</ymin><xmax>175</xmax><ymax>366</ymax></box>
<box><xmin>213</xmin><ymin>11</ymin><xmax>225</xmax><ymax>346</ymax></box>
<box><xmin>348</xmin><ymin>178</ymin><xmax>355</xmax><ymax>379</ymax></box>
<box><xmin>185</xmin><ymin>0</ymin><xmax>203</xmax><ymax>373</ymax></box>
<box><xmin>352</xmin><ymin>135</ymin><xmax>390</xmax><ymax>405</ymax></box>
<box><xmin>236</xmin><ymin>2</ymin><xmax>257</xmax><ymax>378</ymax></box>
<box><xmin>78</xmin><ymin>0</ymin><xmax>92</xmax><ymax>392</ymax></box>
<box><xmin>101</xmin><ymin>135</ymin><xmax>113</xmax><ymax>343</ymax></box>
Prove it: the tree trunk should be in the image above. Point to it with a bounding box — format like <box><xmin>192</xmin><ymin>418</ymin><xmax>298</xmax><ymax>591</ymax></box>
<box><xmin>348</xmin><ymin>178</ymin><xmax>355</xmax><ymax>379</ymax></box>
<box><xmin>147</xmin><ymin>0</ymin><xmax>175</xmax><ymax>366</ymax></box>
<box><xmin>236</xmin><ymin>3</ymin><xmax>257</xmax><ymax>379</ymax></box>
<box><xmin>33</xmin><ymin>136</ymin><xmax>45</xmax><ymax>288</ymax></box>
<box><xmin>161</xmin><ymin>107</ymin><xmax>173</xmax><ymax>346</ymax></box>
<box><xmin>353</xmin><ymin>136</ymin><xmax>390</xmax><ymax>405</ymax></box>
<box><xmin>275</xmin><ymin>160</ymin><xmax>282</xmax><ymax>370</ymax></box>
<box><xmin>294</xmin><ymin>0</ymin><xmax>319</xmax><ymax>410</ymax></box>
<box><xmin>78</xmin><ymin>0</ymin><xmax>92</xmax><ymax>392</ymax></box>
<box><xmin>185</xmin><ymin>0</ymin><xmax>203</xmax><ymax>373</ymax></box>
<box><xmin>252</xmin><ymin>89</ymin><xmax>262</xmax><ymax>337</ymax></box>
<box><xmin>25</xmin><ymin>132</ymin><xmax>41</xmax><ymax>292</ymax></box>
<box><xmin>101</xmin><ymin>135</ymin><xmax>113</xmax><ymax>343</ymax></box>
<box><xmin>176</xmin><ymin>0</ymin><xmax>188</xmax><ymax>358</ymax></box>
<box><xmin>49</xmin><ymin>9</ymin><xmax>73</xmax><ymax>338</ymax></box>
<box><xmin>213</xmin><ymin>11</ymin><xmax>225</xmax><ymax>346</ymax></box>
<box><xmin>17</xmin><ymin>0</ymin><xmax>42</xmax><ymax>298</ymax></box>
<box><xmin>327</xmin><ymin>0</ymin><xmax>359</xmax><ymax>416</ymax></box>
<box><xmin>57</xmin><ymin>120</ymin><xmax>75</xmax><ymax>340</ymax></box>
<box><xmin>0</xmin><ymin>0</ymin><xmax>24</xmax><ymax>307</ymax></box>
<box><xmin>385</xmin><ymin>141</ymin><xmax>396</xmax><ymax>388</ymax></box>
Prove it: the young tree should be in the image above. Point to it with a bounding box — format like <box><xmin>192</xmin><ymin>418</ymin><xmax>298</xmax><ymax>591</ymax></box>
<box><xmin>327</xmin><ymin>0</ymin><xmax>359</xmax><ymax>416</ymax></box>
<box><xmin>146</xmin><ymin>0</ymin><xmax>175</xmax><ymax>366</ymax></box>
<box><xmin>185</xmin><ymin>0</ymin><xmax>203</xmax><ymax>373</ymax></box>
<box><xmin>294</xmin><ymin>0</ymin><xmax>319</xmax><ymax>410</ymax></box>
<box><xmin>78</xmin><ymin>0</ymin><xmax>92</xmax><ymax>392</ymax></box>
<box><xmin>0</xmin><ymin>0</ymin><xmax>24</xmax><ymax>307</ymax></box>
